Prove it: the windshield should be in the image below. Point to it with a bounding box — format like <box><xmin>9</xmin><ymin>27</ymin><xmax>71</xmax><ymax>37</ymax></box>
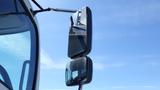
<box><xmin>0</xmin><ymin>31</ymin><xmax>31</xmax><ymax>90</ymax></box>
<box><xmin>0</xmin><ymin>0</ymin><xmax>37</xmax><ymax>90</ymax></box>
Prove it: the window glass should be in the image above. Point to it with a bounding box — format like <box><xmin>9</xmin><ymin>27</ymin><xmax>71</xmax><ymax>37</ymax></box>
<box><xmin>0</xmin><ymin>0</ymin><xmax>36</xmax><ymax>89</ymax></box>
<box><xmin>0</xmin><ymin>31</ymin><xmax>31</xmax><ymax>89</ymax></box>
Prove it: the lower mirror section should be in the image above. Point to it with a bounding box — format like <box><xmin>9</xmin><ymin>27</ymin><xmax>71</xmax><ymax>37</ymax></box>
<box><xmin>65</xmin><ymin>56</ymin><xmax>93</xmax><ymax>86</ymax></box>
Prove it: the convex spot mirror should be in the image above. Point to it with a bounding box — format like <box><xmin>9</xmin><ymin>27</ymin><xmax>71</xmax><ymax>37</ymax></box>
<box><xmin>65</xmin><ymin>57</ymin><xmax>93</xmax><ymax>86</ymax></box>
<box><xmin>68</xmin><ymin>7</ymin><xmax>92</xmax><ymax>58</ymax></box>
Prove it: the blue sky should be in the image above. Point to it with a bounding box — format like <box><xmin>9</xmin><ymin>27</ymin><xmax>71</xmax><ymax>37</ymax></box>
<box><xmin>31</xmin><ymin>0</ymin><xmax>160</xmax><ymax>90</ymax></box>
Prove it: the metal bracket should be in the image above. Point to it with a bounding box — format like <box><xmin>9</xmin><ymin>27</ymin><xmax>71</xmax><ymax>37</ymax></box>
<box><xmin>31</xmin><ymin>0</ymin><xmax>77</xmax><ymax>15</ymax></box>
<box><xmin>78</xmin><ymin>84</ymin><xmax>83</xmax><ymax>90</ymax></box>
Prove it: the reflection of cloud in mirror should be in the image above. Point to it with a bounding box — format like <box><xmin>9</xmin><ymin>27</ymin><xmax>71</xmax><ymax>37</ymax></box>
<box><xmin>72</xmin><ymin>71</ymin><xmax>78</xmax><ymax>79</ymax></box>
<box><xmin>80</xmin><ymin>8</ymin><xmax>87</xmax><ymax>25</ymax></box>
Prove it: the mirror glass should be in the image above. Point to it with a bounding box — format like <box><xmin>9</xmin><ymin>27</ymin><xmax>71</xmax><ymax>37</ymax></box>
<box><xmin>68</xmin><ymin>7</ymin><xmax>92</xmax><ymax>58</ymax></box>
<box><xmin>65</xmin><ymin>57</ymin><xmax>93</xmax><ymax>86</ymax></box>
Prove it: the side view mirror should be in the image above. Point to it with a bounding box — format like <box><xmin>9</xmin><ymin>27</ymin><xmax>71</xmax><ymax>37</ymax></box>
<box><xmin>65</xmin><ymin>57</ymin><xmax>93</xmax><ymax>86</ymax></box>
<box><xmin>68</xmin><ymin>7</ymin><xmax>92</xmax><ymax>58</ymax></box>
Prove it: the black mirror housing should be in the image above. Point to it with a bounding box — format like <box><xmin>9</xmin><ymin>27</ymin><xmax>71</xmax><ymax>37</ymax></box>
<box><xmin>65</xmin><ymin>57</ymin><xmax>93</xmax><ymax>86</ymax></box>
<box><xmin>68</xmin><ymin>7</ymin><xmax>92</xmax><ymax>58</ymax></box>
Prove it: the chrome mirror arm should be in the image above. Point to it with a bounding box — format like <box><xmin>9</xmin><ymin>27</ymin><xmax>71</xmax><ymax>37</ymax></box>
<box><xmin>31</xmin><ymin>0</ymin><xmax>77</xmax><ymax>15</ymax></box>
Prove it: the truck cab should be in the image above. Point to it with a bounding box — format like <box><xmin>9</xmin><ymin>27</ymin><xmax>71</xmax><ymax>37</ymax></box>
<box><xmin>0</xmin><ymin>0</ymin><xmax>39</xmax><ymax>89</ymax></box>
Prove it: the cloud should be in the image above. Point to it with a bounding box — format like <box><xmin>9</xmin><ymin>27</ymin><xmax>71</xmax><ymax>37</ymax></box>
<box><xmin>111</xmin><ymin>86</ymin><xmax>128</xmax><ymax>89</ymax></box>
<box><xmin>42</xmin><ymin>89</ymin><xmax>69</xmax><ymax>90</ymax></box>
<box><xmin>106</xmin><ymin>63</ymin><xmax>126</xmax><ymax>68</ymax></box>
<box><xmin>140</xmin><ymin>54</ymin><xmax>160</xmax><ymax>66</ymax></box>
<box><xmin>141</xmin><ymin>54</ymin><xmax>160</xmax><ymax>59</ymax></box>
<box><xmin>92</xmin><ymin>56</ymin><xmax>127</xmax><ymax>70</ymax></box>
<box><xmin>41</xmin><ymin>52</ymin><xmax>124</xmax><ymax>71</ymax></box>
<box><xmin>40</xmin><ymin>50</ymin><xmax>108</xmax><ymax>71</ymax></box>
<box><xmin>111</xmin><ymin>85</ymin><xmax>158</xmax><ymax>89</ymax></box>
<box><xmin>93</xmin><ymin>62</ymin><xmax>105</xmax><ymax>70</ymax></box>
<box><xmin>93</xmin><ymin>62</ymin><xmax>126</xmax><ymax>71</ymax></box>
<box><xmin>40</xmin><ymin>51</ymin><xmax>128</xmax><ymax>71</ymax></box>
<box><xmin>40</xmin><ymin>49</ymin><xmax>67</xmax><ymax>70</ymax></box>
<box><xmin>98</xmin><ymin>1</ymin><xmax>160</xmax><ymax>25</ymax></box>
<box><xmin>147</xmin><ymin>62</ymin><xmax>160</xmax><ymax>66</ymax></box>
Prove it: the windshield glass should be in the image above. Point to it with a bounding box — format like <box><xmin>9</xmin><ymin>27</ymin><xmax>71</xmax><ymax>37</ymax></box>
<box><xmin>0</xmin><ymin>31</ymin><xmax>31</xmax><ymax>89</ymax></box>
<box><xmin>0</xmin><ymin>0</ymin><xmax>37</xmax><ymax>90</ymax></box>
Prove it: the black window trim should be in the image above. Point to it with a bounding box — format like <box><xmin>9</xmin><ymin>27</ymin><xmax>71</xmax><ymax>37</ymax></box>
<box><xmin>19</xmin><ymin>0</ymin><xmax>40</xmax><ymax>90</ymax></box>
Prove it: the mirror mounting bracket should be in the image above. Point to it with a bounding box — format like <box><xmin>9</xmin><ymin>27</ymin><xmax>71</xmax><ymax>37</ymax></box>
<box><xmin>78</xmin><ymin>84</ymin><xmax>83</xmax><ymax>90</ymax></box>
<box><xmin>31</xmin><ymin>0</ymin><xmax>77</xmax><ymax>15</ymax></box>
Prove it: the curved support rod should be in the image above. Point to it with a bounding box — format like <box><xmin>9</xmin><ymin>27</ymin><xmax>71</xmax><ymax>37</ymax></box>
<box><xmin>0</xmin><ymin>65</ymin><xmax>13</xmax><ymax>89</ymax></box>
<box><xmin>33</xmin><ymin>8</ymin><xmax>77</xmax><ymax>15</ymax></box>
<box><xmin>19</xmin><ymin>60</ymin><xmax>30</xmax><ymax>90</ymax></box>
<box><xmin>31</xmin><ymin>0</ymin><xmax>77</xmax><ymax>15</ymax></box>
